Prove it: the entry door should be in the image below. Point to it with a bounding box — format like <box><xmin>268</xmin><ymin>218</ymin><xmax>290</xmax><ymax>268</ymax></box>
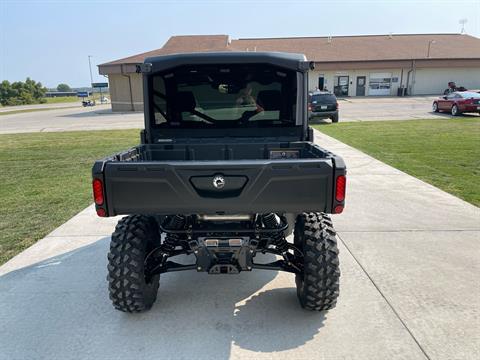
<box><xmin>356</xmin><ymin>76</ymin><xmax>366</xmax><ymax>96</ymax></box>
<box><xmin>318</xmin><ymin>76</ymin><xmax>325</xmax><ymax>91</ymax></box>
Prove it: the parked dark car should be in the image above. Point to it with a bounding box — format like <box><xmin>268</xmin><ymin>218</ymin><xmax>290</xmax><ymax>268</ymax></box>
<box><xmin>433</xmin><ymin>91</ymin><xmax>480</xmax><ymax>116</ymax></box>
<box><xmin>308</xmin><ymin>91</ymin><xmax>339</xmax><ymax>123</ymax></box>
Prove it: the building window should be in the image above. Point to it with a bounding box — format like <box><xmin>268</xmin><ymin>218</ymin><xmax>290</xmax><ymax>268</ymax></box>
<box><xmin>334</xmin><ymin>76</ymin><xmax>349</xmax><ymax>96</ymax></box>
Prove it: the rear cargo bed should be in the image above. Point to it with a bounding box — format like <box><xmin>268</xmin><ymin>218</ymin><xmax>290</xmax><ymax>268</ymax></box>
<box><xmin>93</xmin><ymin>141</ymin><xmax>344</xmax><ymax>216</ymax></box>
<box><xmin>115</xmin><ymin>141</ymin><xmax>330</xmax><ymax>161</ymax></box>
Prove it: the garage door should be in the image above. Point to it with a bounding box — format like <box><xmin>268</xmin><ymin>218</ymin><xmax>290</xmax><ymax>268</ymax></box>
<box><xmin>369</xmin><ymin>73</ymin><xmax>392</xmax><ymax>96</ymax></box>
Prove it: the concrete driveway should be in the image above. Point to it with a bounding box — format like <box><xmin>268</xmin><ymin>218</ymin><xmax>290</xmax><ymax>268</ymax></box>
<box><xmin>0</xmin><ymin>131</ymin><xmax>479</xmax><ymax>360</ymax></box>
<box><xmin>1</xmin><ymin>96</ymin><xmax>479</xmax><ymax>134</ymax></box>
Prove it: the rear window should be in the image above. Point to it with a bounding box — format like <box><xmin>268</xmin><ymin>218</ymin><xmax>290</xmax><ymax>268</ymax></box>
<box><xmin>150</xmin><ymin>64</ymin><xmax>298</xmax><ymax>129</ymax></box>
<box><xmin>459</xmin><ymin>92</ymin><xmax>480</xmax><ymax>99</ymax></box>
<box><xmin>311</xmin><ymin>94</ymin><xmax>336</xmax><ymax>104</ymax></box>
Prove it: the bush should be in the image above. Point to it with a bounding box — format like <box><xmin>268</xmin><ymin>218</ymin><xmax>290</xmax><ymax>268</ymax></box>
<box><xmin>0</xmin><ymin>78</ymin><xmax>47</xmax><ymax>106</ymax></box>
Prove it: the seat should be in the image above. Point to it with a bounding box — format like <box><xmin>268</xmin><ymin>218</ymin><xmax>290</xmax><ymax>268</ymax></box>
<box><xmin>174</xmin><ymin>91</ymin><xmax>197</xmax><ymax>113</ymax></box>
<box><xmin>256</xmin><ymin>90</ymin><xmax>281</xmax><ymax>111</ymax></box>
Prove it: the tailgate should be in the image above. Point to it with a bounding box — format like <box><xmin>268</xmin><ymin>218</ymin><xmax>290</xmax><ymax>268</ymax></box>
<box><xmin>98</xmin><ymin>159</ymin><xmax>337</xmax><ymax>215</ymax></box>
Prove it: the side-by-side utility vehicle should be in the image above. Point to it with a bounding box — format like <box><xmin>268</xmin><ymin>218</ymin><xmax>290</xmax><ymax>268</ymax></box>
<box><xmin>92</xmin><ymin>52</ymin><xmax>346</xmax><ymax>313</ymax></box>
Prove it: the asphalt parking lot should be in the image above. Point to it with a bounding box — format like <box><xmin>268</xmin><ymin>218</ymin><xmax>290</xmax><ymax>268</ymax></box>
<box><xmin>0</xmin><ymin>102</ymin><xmax>80</xmax><ymax>113</ymax></box>
<box><xmin>1</xmin><ymin>96</ymin><xmax>479</xmax><ymax>134</ymax></box>
<box><xmin>333</xmin><ymin>95</ymin><xmax>479</xmax><ymax>122</ymax></box>
<box><xmin>1</xmin><ymin>130</ymin><xmax>478</xmax><ymax>360</ymax></box>
<box><xmin>0</xmin><ymin>104</ymin><xmax>143</xmax><ymax>134</ymax></box>
<box><xmin>339</xmin><ymin>95</ymin><xmax>439</xmax><ymax>121</ymax></box>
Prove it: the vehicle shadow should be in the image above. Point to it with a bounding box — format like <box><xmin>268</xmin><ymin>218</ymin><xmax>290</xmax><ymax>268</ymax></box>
<box><xmin>427</xmin><ymin>111</ymin><xmax>480</xmax><ymax>118</ymax></box>
<box><xmin>232</xmin><ymin>287</ymin><xmax>325</xmax><ymax>352</ymax></box>
<box><xmin>308</xmin><ymin>119</ymin><xmax>333</xmax><ymax>125</ymax></box>
<box><xmin>0</xmin><ymin>237</ymin><xmax>325</xmax><ymax>359</ymax></box>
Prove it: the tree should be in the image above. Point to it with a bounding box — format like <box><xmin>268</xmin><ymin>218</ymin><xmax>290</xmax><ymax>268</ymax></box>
<box><xmin>57</xmin><ymin>83</ymin><xmax>71</xmax><ymax>92</ymax></box>
<box><xmin>0</xmin><ymin>78</ymin><xmax>47</xmax><ymax>106</ymax></box>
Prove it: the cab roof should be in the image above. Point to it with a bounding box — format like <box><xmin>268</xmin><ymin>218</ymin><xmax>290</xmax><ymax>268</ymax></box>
<box><xmin>144</xmin><ymin>52</ymin><xmax>311</xmax><ymax>73</ymax></box>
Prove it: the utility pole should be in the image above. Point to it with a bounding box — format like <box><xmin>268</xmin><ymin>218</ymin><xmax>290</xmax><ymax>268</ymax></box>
<box><xmin>88</xmin><ymin>55</ymin><xmax>94</xmax><ymax>85</ymax></box>
<box><xmin>88</xmin><ymin>55</ymin><xmax>94</xmax><ymax>100</ymax></box>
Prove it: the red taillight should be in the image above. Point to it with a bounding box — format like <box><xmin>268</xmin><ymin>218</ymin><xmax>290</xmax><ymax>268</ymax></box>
<box><xmin>92</xmin><ymin>178</ymin><xmax>104</xmax><ymax>205</ymax></box>
<box><xmin>96</xmin><ymin>208</ymin><xmax>106</xmax><ymax>217</ymax></box>
<box><xmin>335</xmin><ymin>102</ymin><xmax>339</xmax><ymax>109</ymax></box>
<box><xmin>308</xmin><ymin>103</ymin><xmax>312</xmax><ymax>111</ymax></box>
<box><xmin>335</xmin><ymin>175</ymin><xmax>346</xmax><ymax>202</ymax></box>
<box><xmin>334</xmin><ymin>205</ymin><xmax>344</xmax><ymax>214</ymax></box>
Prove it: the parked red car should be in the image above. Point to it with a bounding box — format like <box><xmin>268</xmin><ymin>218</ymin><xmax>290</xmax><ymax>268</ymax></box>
<box><xmin>433</xmin><ymin>91</ymin><xmax>480</xmax><ymax>116</ymax></box>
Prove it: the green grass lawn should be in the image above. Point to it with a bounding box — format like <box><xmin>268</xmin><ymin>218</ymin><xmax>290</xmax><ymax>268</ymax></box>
<box><xmin>44</xmin><ymin>96</ymin><xmax>82</xmax><ymax>104</ymax></box>
<box><xmin>0</xmin><ymin>129</ymin><xmax>138</xmax><ymax>265</ymax></box>
<box><xmin>314</xmin><ymin>118</ymin><xmax>480</xmax><ymax>206</ymax></box>
<box><xmin>44</xmin><ymin>93</ymin><xmax>109</xmax><ymax>104</ymax></box>
<box><xmin>0</xmin><ymin>96</ymin><xmax>80</xmax><ymax>108</ymax></box>
<box><xmin>0</xmin><ymin>93</ymin><xmax>110</xmax><ymax>111</ymax></box>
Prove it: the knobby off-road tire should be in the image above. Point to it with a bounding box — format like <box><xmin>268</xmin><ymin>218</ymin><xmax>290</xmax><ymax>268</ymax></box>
<box><xmin>107</xmin><ymin>215</ymin><xmax>161</xmax><ymax>313</ymax></box>
<box><xmin>294</xmin><ymin>212</ymin><xmax>340</xmax><ymax>311</ymax></box>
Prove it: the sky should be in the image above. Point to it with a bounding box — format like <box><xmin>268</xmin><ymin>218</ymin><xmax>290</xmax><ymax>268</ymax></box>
<box><xmin>1</xmin><ymin>0</ymin><xmax>479</xmax><ymax>88</ymax></box>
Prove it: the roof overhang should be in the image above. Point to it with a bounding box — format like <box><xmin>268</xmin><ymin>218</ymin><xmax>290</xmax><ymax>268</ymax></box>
<box><xmin>99</xmin><ymin>56</ymin><xmax>480</xmax><ymax>75</ymax></box>
<box><xmin>313</xmin><ymin>58</ymin><xmax>480</xmax><ymax>70</ymax></box>
<box><xmin>98</xmin><ymin>63</ymin><xmax>140</xmax><ymax>75</ymax></box>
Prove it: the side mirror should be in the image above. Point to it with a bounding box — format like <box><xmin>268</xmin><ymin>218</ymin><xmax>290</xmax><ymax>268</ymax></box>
<box><xmin>443</xmin><ymin>96</ymin><xmax>447</xmax><ymax>100</ymax></box>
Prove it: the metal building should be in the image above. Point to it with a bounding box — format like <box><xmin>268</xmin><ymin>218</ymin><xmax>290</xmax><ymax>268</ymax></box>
<box><xmin>98</xmin><ymin>34</ymin><xmax>480</xmax><ymax>111</ymax></box>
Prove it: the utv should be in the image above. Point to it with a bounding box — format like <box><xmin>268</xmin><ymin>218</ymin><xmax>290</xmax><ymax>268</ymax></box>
<box><xmin>92</xmin><ymin>52</ymin><xmax>346</xmax><ymax>313</ymax></box>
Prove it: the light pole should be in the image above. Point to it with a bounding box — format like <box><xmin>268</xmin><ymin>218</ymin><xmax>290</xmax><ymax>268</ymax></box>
<box><xmin>459</xmin><ymin>18</ymin><xmax>467</xmax><ymax>34</ymax></box>
<box><xmin>88</xmin><ymin>55</ymin><xmax>94</xmax><ymax>86</ymax></box>
<box><xmin>427</xmin><ymin>40</ymin><xmax>436</xmax><ymax>58</ymax></box>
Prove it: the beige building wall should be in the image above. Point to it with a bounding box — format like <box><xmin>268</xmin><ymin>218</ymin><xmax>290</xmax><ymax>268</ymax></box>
<box><xmin>412</xmin><ymin>68</ymin><xmax>480</xmax><ymax>94</ymax></box>
<box><xmin>309</xmin><ymin>69</ymin><xmax>404</xmax><ymax>96</ymax></box>
<box><xmin>310</xmin><ymin>67</ymin><xmax>480</xmax><ymax>96</ymax></box>
<box><xmin>108</xmin><ymin>73</ymin><xmax>144</xmax><ymax>112</ymax></box>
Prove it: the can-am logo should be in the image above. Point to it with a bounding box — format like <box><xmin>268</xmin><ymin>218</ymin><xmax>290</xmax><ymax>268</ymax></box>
<box><xmin>213</xmin><ymin>175</ymin><xmax>225</xmax><ymax>189</ymax></box>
